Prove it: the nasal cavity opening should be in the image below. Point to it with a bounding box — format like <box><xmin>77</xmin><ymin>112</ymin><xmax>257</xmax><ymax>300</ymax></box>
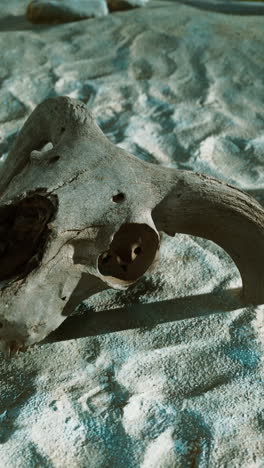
<box><xmin>98</xmin><ymin>223</ymin><xmax>159</xmax><ymax>283</ymax></box>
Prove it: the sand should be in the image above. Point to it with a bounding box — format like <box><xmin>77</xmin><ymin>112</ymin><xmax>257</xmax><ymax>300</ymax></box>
<box><xmin>0</xmin><ymin>1</ymin><xmax>264</xmax><ymax>466</ymax></box>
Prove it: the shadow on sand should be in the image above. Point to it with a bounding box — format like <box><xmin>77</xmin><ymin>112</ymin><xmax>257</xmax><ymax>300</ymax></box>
<box><xmin>173</xmin><ymin>0</ymin><xmax>264</xmax><ymax>16</ymax></box>
<box><xmin>45</xmin><ymin>287</ymin><xmax>247</xmax><ymax>343</ymax></box>
<box><xmin>0</xmin><ymin>15</ymin><xmax>56</xmax><ymax>32</ymax></box>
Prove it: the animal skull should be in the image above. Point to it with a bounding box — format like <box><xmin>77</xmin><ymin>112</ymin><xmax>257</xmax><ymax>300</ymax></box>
<box><xmin>0</xmin><ymin>97</ymin><xmax>264</xmax><ymax>354</ymax></box>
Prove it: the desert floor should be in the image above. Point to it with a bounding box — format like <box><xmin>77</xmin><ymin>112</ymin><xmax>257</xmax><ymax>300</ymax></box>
<box><xmin>0</xmin><ymin>1</ymin><xmax>264</xmax><ymax>466</ymax></box>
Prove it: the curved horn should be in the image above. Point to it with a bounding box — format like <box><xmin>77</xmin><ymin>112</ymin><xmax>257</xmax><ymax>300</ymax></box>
<box><xmin>151</xmin><ymin>169</ymin><xmax>264</xmax><ymax>305</ymax></box>
<box><xmin>0</xmin><ymin>96</ymin><xmax>96</xmax><ymax>196</ymax></box>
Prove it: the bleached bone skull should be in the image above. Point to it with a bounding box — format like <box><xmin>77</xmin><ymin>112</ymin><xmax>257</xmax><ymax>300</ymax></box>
<box><xmin>0</xmin><ymin>97</ymin><xmax>264</xmax><ymax>354</ymax></box>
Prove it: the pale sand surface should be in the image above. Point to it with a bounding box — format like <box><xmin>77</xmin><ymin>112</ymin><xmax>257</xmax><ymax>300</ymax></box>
<box><xmin>0</xmin><ymin>1</ymin><xmax>264</xmax><ymax>467</ymax></box>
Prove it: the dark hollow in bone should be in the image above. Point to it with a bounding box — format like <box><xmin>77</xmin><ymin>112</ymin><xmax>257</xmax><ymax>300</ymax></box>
<box><xmin>0</xmin><ymin>193</ymin><xmax>57</xmax><ymax>282</ymax></box>
<box><xmin>98</xmin><ymin>223</ymin><xmax>159</xmax><ymax>282</ymax></box>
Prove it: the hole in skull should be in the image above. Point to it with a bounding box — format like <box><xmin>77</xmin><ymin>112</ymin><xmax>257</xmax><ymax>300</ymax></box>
<box><xmin>98</xmin><ymin>223</ymin><xmax>159</xmax><ymax>283</ymax></box>
<box><xmin>0</xmin><ymin>193</ymin><xmax>57</xmax><ymax>282</ymax></box>
<box><xmin>0</xmin><ymin>322</ymin><xmax>3</xmax><ymax>328</ymax></box>
<box><xmin>48</xmin><ymin>155</ymin><xmax>60</xmax><ymax>165</ymax></box>
<box><xmin>112</xmin><ymin>193</ymin><xmax>125</xmax><ymax>203</ymax></box>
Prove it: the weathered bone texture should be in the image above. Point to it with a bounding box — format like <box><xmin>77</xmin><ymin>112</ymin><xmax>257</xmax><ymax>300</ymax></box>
<box><xmin>0</xmin><ymin>96</ymin><xmax>264</xmax><ymax>353</ymax></box>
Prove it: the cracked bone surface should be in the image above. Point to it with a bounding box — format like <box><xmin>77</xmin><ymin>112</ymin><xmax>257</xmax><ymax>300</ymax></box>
<box><xmin>0</xmin><ymin>96</ymin><xmax>264</xmax><ymax>352</ymax></box>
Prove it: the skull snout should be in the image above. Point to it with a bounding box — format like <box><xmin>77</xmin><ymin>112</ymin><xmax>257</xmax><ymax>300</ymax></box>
<box><xmin>98</xmin><ymin>223</ymin><xmax>159</xmax><ymax>283</ymax></box>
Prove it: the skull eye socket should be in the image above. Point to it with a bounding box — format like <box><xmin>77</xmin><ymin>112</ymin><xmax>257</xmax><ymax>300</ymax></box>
<box><xmin>0</xmin><ymin>192</ymin><xmax>57</xmax><ymax>284</ymax></box>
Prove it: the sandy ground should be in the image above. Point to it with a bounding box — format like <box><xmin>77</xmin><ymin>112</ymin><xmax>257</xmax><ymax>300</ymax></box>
<box><xmin>0</xmin><ymin>1</ymin><xmax>264</xmax><ymax>467</ymax></box>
